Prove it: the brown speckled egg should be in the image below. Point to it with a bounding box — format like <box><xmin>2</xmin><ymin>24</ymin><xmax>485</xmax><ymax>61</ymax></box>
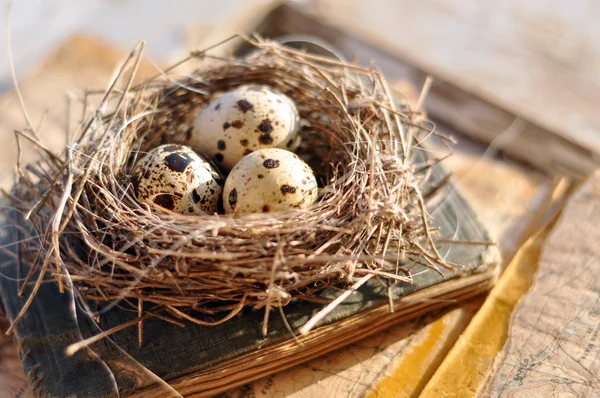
<box><xmin>190</xmin><ymin>84</ymin><xmax>300</xmax><ymax>170</ymax></box>
<box><xmin>223</xmin><ymin>148</ymin><xmax>317</xmax><ymax>214</ymax></box>
<box><xmin>132</xmin><ymin>144</ymin><xmax>223</xmax><ymax>214</ymax></box>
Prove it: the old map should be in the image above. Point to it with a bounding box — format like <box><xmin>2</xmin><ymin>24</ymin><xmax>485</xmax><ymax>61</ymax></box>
<box><xmin>487</xmin><ymin>173</ymin><xmax>600</xmax><ymax>397</ymax></box>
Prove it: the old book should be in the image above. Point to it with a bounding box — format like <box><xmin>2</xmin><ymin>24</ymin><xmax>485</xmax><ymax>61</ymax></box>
<box><xmin>0</xmin><ymin>148</ymin><xmax>499</xmax><ymax>398</ymax></box>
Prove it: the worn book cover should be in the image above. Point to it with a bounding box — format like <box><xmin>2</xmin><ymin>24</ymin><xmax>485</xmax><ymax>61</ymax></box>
<box><xmin>0</xmin><ymin>150</ymin><xmax>499</xmax><ymax>397</ymax></box>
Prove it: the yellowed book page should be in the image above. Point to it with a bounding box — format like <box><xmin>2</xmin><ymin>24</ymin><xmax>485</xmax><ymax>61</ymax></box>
<box><xmin>418</xmin><ymin>179</ymin><xmax>576</xmax><ymax>397</ymax></box>
<box><xmin>485</xmin><ymin>172</ymin><xmax>600</xmax><ymax>397</ymax></box>
<box><xmin>222</xmin><ymin>301</ymin><xmax>480</xmax><ymax>398</ymax></box>
<box><xmin>420</xmin><ymin>224</ymin><xmax>552</xmax><ymax>397</ymax></box>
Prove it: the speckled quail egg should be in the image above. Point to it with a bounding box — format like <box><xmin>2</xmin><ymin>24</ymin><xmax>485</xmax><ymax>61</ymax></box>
<box><xmin>132</xmin><ymin>144</ymin><xmax>223</xmax><ymax>215</ymax></box>
<box><xmin>223</xmin><ymin>148</ymin><xmax>318</xmax><ymax>214</ymax></box>
<box><xmin>190</xmin><ymin>84</ymin><xmax>300</xmax><ymax>170</ymax></box>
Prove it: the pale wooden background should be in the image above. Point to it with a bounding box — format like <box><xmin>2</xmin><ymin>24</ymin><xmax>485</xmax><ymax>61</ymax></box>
<box><xmin>1</xmin><ymin>0</ymin><xmax>599</xmax><ymax>149</ymax></box>
<box><xmin>0</xmin><ymin>0</ymin><xmax>271</xmax><ymax>86</ymax></box>
<box><xmin>317</xmin><ymin>0</ymin><xmax>600</xmax><ymax>152</ymax></box>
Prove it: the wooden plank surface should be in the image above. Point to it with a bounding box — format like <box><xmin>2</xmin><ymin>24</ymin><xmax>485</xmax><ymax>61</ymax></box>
<box><xmin>0</xmin><ymin>35</ymin><xmax>547</xmax><ymax>398</ymax></box>
<box><xmin>232</xmin><ymin>3</ymin><xmax>598</xmax><ymax>178</ymax></box>
<box><xmin>314</xmin><ymin>0</ymin><xmax>600</xmax><ymax>170</ymax></box>
<box><xmin>5</xmin><ymin>0</ymin><xmax>600</xmax><ymax>159</ymax></box>
<box><xmin>0</xmin><ymin>320</ymin><xmax>33</xmax><ymax>398</ymax></box>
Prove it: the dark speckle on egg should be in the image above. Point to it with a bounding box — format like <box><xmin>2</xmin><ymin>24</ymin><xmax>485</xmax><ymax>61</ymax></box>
<box><xmin>236</xmin><ymin>99</ymin><xmax>254</xmax><ymax>113</ymax></box>
<box><xmin>263</xmin><ymin>159</ymin><xmax>280</xmax><ymax>169</ymax></box>
<box><xmin>154</xmin><ymin>194</ymin><xmax>175</xmax><ymax>210</ymax></box>
<box><xmin>164</xmin><ymin>152</ymin><xmax>193</xmax><ymax>172</ymax></box>
<box><xmin>215</xmin><ymin>153</ymin><xmax>224</xmax><ymax>162</ymax></box>
<box><xmin>192</xmin><ymin>190</ymin><xmax>201</xmax><ymax>203</ymax></box>
<box><xmin>217</xmin><ymin>140</ymin><xmax>226</xmax><ymax>150</ymax></box>
<box><xmin>259</xmin><ymin>133</ymin><xmax>273</xmax><ymax>145</ymax></box>
<box><xmin>243</xmin><ymin>149</ymin><xmax>253</xmax><ymax>155</ymax></box>
<box><xmin>162</xmin><ymin>144</ymin><xmax>183</xmax><ymax>153</ymax></box>
<box><xmin>229</xmin><ymin>188</ymin><xmax>238</xmax><ymax>210</ymax></box>
<box><xmin>223</xmin><ymin>122</ymin><xmax>230</xmax><ymax>130</ymax></box>
<box><xmin>258</xmin><ymin>119</ymin><xmax>273</xmax><ymax>134</ymax></box>
<box><xmin>231</xmin><ymin>120</ymin><xmax>244</xmax><ymax>128</ymax></box>
<box><xmin>262</xmin><ymin>205</ymin><xmax>270</xmax><ymax>212</ymax></box>
<box><xmin>240</xmin><ymin>139</ymin><xmax>249</xmax><ymax>146</ymax></box>
<box><xmin>280</xmin><ymin>185</ymin><xmax>297</xmax><ymax>195</ymax></box>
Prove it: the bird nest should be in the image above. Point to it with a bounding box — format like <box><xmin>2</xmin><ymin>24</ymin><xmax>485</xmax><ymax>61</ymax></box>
<box><xmin>7</xmin><ymin>36</ymin><xmax>455</xmax><ymax>334</ymax></box>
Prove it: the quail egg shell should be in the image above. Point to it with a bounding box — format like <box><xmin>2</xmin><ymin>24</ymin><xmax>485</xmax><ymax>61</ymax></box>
<box><xmin>132</xmin><ymin>144</ymin><xmax>223</xmax><ymax>214</ymax></box>
<box><xmin>223</xmin><ymin>148</ymin><xmax>318</xmax><ymax>214</ymax></box>
<box><xmin>190</xmin><ymin>84</ymin><xmax>300</xmax><ymax>170</ymax></box>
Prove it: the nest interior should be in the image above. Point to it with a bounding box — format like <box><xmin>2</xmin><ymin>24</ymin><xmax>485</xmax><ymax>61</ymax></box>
<box><xmin>8</xmin><ymin>36</ymin><xmax>455</xmax><ymax>329</ymax></box>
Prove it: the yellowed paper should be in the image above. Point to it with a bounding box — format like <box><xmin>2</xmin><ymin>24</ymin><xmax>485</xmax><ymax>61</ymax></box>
<box><xmin>223</xmin><ymin>302</ymin><xmax>481</xmax><ymax>398</ymax></box>
<box><xmin>420</xmin><ymin>218</ymin><xmax>555</xmax><ymax>397</ymax></box>
<box><xmin>486</xmin><ymin>173</ymin><xmax>600</xmax><ymax>397</ymax></box>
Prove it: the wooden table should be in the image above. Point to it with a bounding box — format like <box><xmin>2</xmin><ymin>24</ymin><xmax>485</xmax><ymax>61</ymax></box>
<box><xmin>316</xmin><ymin>0</ymin><xmax>600</xmax><ymax>157</ymax></box>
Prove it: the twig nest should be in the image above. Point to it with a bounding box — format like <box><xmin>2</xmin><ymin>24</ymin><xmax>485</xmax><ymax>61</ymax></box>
<box><xmin>9</xmin><ymin>36</ymin><xmax>453</xmax><ymax>327</ymax></box>
<box><xmin>132</xmin><ymin>144</ymin><xmax>223</xmax><ymax>214</ymax></box>
<box><xmin>190</xmin><ymin>84</ymin><xmax>300</xmax><ymax>170</ymax></box>
<box><xmin>223</xmin><ymin>148</ymin><xmax>318</xmax><ymax>214</ymax></box>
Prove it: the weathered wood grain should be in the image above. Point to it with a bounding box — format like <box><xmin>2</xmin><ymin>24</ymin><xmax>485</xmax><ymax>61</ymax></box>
<box><xmin>314</xmin><ymin>0</ymin><xmax>600</xmax><ymax>175</ymax></box>
<box><xmin>247</xmin><ymin>3</ymin><xmax>600</xmax><ymax>177</ymax></box>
